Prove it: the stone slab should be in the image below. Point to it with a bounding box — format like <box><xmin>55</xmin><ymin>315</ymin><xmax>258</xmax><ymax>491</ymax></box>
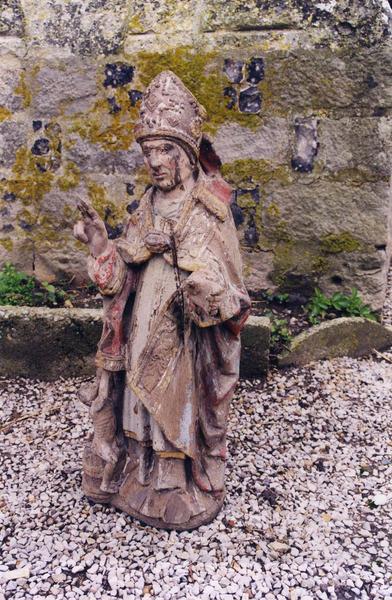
<box><xmin>0</xmin><ymin>0</ymin><xmax>25</xmax><ymax>36</ymax></box>
<box><xmin>240</xmin><ymin>315</ymin><xmax>271</xmax><ymax>379</ymax></box>
<box><xmin>0</xmin><ymin>306</ymin><xmax>102</xmax><ymax>380</ymax></box>
<box><xmin>0</xmin><ymin>307</ymin><xmax>271</xmax><ymax>380</ymax></box>
<box><xmin>20</xmin><ymin>0</ymin><xmax>129</xmax><ymax>55</ymax></box>
<box><xmin>278</xmin><ymin>317</ymin><xmax>392</xmax><ymax>367</ymax></box>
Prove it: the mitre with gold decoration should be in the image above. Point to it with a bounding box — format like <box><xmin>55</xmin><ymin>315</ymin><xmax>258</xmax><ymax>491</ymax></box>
<box><xmin>134</xmin><ymin>70</ymin><xmax>207</xmax><ymax>156</ymax></box>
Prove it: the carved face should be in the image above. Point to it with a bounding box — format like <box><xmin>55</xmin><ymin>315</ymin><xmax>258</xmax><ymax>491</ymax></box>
<box><xmin>141</xmin><ymin>139</ymin><xmax>194</xmax><ymax>192</ymax></box>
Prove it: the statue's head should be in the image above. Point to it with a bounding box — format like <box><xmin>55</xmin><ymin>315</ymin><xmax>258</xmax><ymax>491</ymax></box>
<box><xmin>135</xmin><ymin>71</ymin><xmax>207</xmax><ymax>192</ymax></box>
<box><xmin>140</xmin><ymin>137</ymin><xmax>197</xmax><ymax>192</ymax></box>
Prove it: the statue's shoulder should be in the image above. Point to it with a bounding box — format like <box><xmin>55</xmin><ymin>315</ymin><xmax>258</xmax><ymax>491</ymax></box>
<box><xmin>193</xmin><ymin>176</ymin><xmax>232</xmax><ymax>222</ymax></box>
<box><xmin>127</xmin><ymin>187</ymin><xmax>153</xmax><ymax>226</ymax></box>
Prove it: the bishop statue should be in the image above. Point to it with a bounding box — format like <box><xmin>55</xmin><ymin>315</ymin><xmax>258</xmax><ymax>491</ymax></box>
<box><xmin>74</xmin><ymin>71</ymin><xmax>250</xmax><ymax>530</ymax></box>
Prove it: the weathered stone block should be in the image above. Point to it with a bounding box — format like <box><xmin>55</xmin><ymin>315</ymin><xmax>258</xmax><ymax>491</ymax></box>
<box><xmin>240</xmin><ymin>315</ymin><xmax>271</xmax><ymax>378</ymax></box>
<box><xmin>317</xmin><ymin>117</ymin><xmax>391</xmax><ymax>177</ymax></box>
<box><xmin>64</xmin><ymin>135</ymin><xmax>143</xmax><ymax>175</ymax></box>
<box><xmin>30</xmin><ymin>59</ymin><xmax>98</xmax><ymax>118</ymax></box>
<box><xmin>266</xmin><ymin>180</ymin><xmax>390</xmax><ymax>246</ymax></box>
<box><xmin>21</xmin><ymin>0</ymin><xmax>129</xmax><ymax>55</ymax></box>
<box><xmin>128</xmin><ymin>0</ymin><xmax>200</xmax><ymax>34</ymax></box>
<box><xmin>318</xmin><ymin>249</ymin><xmax>390</xmax><ymax>312</ymax></box>
<box><xmin>201</xmin><ymin>1</ymin><xmax>303</xmax><ymax>31</ymax></box>
<box><xmin>0</xmin><ymin>120</ymin><xmax>27</xmax><ymax>168</ymax></box>
<box><xmin>214</xmin><ymin>120</ymin><xmax>290</xmax><ymax>164</ymax></box>
<box><xmin>0</xmin><ymin>0</ymin><xmax>24</xmax><ymax>36</ymax></box>
<box><xmin>279</xmin><ymin>317</ymin><xmax>392</xmax><ymax>367</ymax></box>
<box><xmin>0</xmin><ymin>306</ymin><xmax>102</xmax><ymax>379</ymax></box>
<box><xmin>258</xmin><ymin>44</ymin><xmax>392</xmax><ymax>117</ymax></box>
<box><xmin>0</xmin><ymin>60</ymin><xmax>25</xmax><ymax>112</ymax></box>
<box><xmin>202</xmin><ymin>0</ymin><xmax>390</xmax><ymax>47</ymax></box>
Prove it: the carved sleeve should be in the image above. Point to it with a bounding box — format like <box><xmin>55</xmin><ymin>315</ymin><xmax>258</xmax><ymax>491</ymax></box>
<box><xmin>184</xmin><ymin>213</ymin><xmax>250</xmax><ymax>328</ymax></box>
<box><xmin>87</xmin><ymin>242</ymin><xmax>127</xmax><ymax>296</ymax></box>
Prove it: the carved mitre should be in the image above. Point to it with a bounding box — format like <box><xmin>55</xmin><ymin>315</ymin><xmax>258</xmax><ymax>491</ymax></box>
<box><xmin>135</xmin><ymin>70</ymin><xmax>207</xmax><ymax>156</ymax></box>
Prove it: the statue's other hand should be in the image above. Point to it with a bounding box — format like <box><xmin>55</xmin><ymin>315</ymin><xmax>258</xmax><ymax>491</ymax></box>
<box><xmin>183</xmin><ymin>271</ymin><xmax>224</xmax><ymax>318</ymax></box>
<box><xmin>144</xmin><ymin>230</ymin><xmax>171</xmax><ymax>254</ymax></box>
<box><xmin>74</xmin><ymin>200</ymin><xmax>109</xmax><ymax>257</ymax></box>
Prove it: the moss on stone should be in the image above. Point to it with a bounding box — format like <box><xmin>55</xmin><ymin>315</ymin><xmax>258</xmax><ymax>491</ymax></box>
<box><xmin>266</xmin><ymin>202</ymin><xmax>281</xmax><ymax>219</ymax></box>
<box><xmin>86</xmin><ymin>180</ymin><xmax>125</xmax><ymax>227</ymax></box>
<box><xmin>1</xmin><ymin>147</ymin><xmax>54</xmax><ymax>206</ymax></box>
<box><xmin>0</xmin><ymin>238</ymin><xmax>13</xmax><ymax>251</ymax></box>
<box><xmin>242</xmin><ymin>261</ymin><xmax>253</xmax><ymax>279</ymax></box>
<box><xmin>325</xmin><ymin>167</ymin><xmax>390</xmax><ymax>185</ymax></box>
<box><xmin>63</xmin><ymin>205</ymin><xmax>77</xmax><ymax>220</ymax></box>
<box><xmin>16</xmin><ymin>208</ymin><xmax>35</xmax><ymax>227</ymax></box>
<box><xmin>132</xmin><ymin>164</ymin><xmax>151</xmax><ymax>198</ymax></box>
<box><xmin>128</xmin><ymin>14</ymin><xmax>143</xmax><ymax>32</ymax></box>
<box><xmin>312</xmin><ymin>255</ymin><xmax>330</xmax><ymax>273</ymax></box>
<box><xmin>271</xmin><ymin>240</ymin><xmax>329</xmax><ymax>288</ymax></box>
<box><xmin>14</xmin><ymin>72</ymin><xmax>32</xmax><ymax>109</ymax></box>
<box><xmin>0</xmin><ymin>106</ymin><xmax>12</xmax><ymax>122</ymax></box>
<box><xmin>70</xmin><ymin>88</ymin><xmax>139</xmax><ymax>152</ymax></box>
<box><xmin>221</xmin><ymin>158</ymin><xmax>292</xmax><ymax>187</ymax></box>
<box><xmin>58</xmin><ymin>162</ymin><xmax>81</xmax><ymax>192</ymax></box>
<box><xmin>237</xmin><ymin>192</ymin><xmax>257</xmax><ymax>210</ymax></box>
<box><xmin>321</xmin><ymin>232</ymin><xmax>362</xmax><ymax>254</ymax></box>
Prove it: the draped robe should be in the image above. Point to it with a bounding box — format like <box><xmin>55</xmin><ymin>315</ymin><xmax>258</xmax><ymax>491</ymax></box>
<box><xmin>87</xmin><ymin>173</ymin><xmax>250</xmax><ymax>500</ymax></box>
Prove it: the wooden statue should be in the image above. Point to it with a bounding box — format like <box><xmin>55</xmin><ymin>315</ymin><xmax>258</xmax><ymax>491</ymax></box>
<box><xmin>74</xmin><ymin>71</ymin><xmax>250</xmax><ymax>530</ymax></box>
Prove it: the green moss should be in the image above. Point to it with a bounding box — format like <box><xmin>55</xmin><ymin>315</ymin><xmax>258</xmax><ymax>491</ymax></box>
<box><xmin>266</xmin><ymin>202</ymin><xmax>281</xmax><ymax>219</ymax></box>
<box><xmin>221</xmin><ymin>158</ymin><xmax>292</xmax><ymax>187</ymax></box>
<box><xmin>86</xmin><ymin>180</ymin><xmax>125</xmax><ymax>227</ymax></box>
<box><xmin>14</xmin><ymin>72</ymin><xmax>32</xmax><ymax>109</ymax></box>
<box><xmin>242</xmin><ymin>262</ymin><xmax>252</xmax><ymax>278</ymax></box>
<box><xmin>271</xmin><ymin>240</ymin><xmax>329</xmax><ymax>288</ymax></box>
<box><xmin>1</xmin><ymin>147</ymin><xmax>54</xmax><ymax>206</ymax></box>
<box><xmin>325</xmin><ymin>167</ymin><xmax>390</xmax><ymax>186</ymax></box>
<box><xmin>0</xmin><ymin>106</ymin><xmax>11</xmax><ymax>122</ymax></box>
<box><xmin>132</xmin><ymin>164</ymin><xmax>151</xmax><ymax>198</ymax></box>
<box><xmin>0</xmin><ymin>238</ymin><xmax>13</xmax><ymax>251</ymax></box>
<box><xmin>58</xmin><ymin>162</ymin><xmax>81</xmax><ymax>191</ymax></box>
<box><xmin>33</xmin><ymin>215</ymin><xmax>60</xmax><ymax>243</ymax></box>
<box><xmin>134</xmin><ymin>47</ymin><xmax>261</xmax><ymax>134</ymax></box>
<box><xmin>16</xmin><ymin>209</ymin><xmax>35</xmax><ymax>227</ymax></box>
<box><xmin>70</xmin><ymin>88</ymin><xmax>139</xmax><ymax>151</ymax></box>
<box><xmin>222</xmin><ymin>159</ymin><xmax>293</xmax><ymax>248</ymax></box>
<box><xmin>271</xmin><ymin>219</ymin><xmax>291</xmax><ymax>242</ymax></box>
<box><xmin>321</xmin><ymin>232</ymin><xmax>362</xmax><ymax>254</ymax></box>
<box><xmin>312</xmin><ymin>255</ymin><xmax>330</xmax><ymax>272</ymax></box>
<box><xmin>237</xmin><ymin>192</ymin><xmax>257</xmax><ymax>209</ymax></box>
<box><xmin>63</xmin><ymin>205</ymin><xmax>77</xmax><ymax>220</ymax></box>
<box><xmin>128</xmin><ymin>14</ymin><xmax>143</xmax><ymax>32</ymax></box>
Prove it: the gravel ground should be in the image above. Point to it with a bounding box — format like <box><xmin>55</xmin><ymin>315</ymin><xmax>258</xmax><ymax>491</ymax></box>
<box><xmin>1</xmin><ymin>282</ymin><xmax>392</xmax><ymax>599</ymax></box>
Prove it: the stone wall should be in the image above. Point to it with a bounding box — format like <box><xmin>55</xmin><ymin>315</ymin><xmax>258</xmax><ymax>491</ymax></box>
<box><xmin>0</xmin><ymin>0</ymin><xmax>391</xmax><ymax>309</ymax></box>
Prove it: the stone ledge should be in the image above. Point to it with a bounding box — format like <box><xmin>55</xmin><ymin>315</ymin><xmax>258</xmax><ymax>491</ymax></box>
<box><xmin>278</xmin><ymin>317</ymin><xmax>392</xmax><ymax>367</ymax></box>
<box><xmin>0</xmin><ymin>306</ymin><xmax>102</xmax><ymax>380</ymax></box>
<box><xmin>240</xmin><ymin>315</ymin><xmax>271</xmax><ymax>379</ymax></box>
<box><xmin>0</xmin><ymin>306</ymin><xmax>270</xmax><ymax>380</ymax></box>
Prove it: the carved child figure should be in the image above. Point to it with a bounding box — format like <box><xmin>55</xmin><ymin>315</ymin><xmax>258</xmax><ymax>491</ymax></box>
<box><xmin>74</xmin><ymin>71</ymin><xmax>250</xmax><ymax>530</ymax></box>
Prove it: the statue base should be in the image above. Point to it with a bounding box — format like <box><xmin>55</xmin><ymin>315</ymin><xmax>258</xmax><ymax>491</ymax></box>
<box><xmin>82</xmin><ymin>440</ymin><xmax>225</xmax><ymax>531</ymax></box>
<box><xmin>110</xmin><ymin>493</ymin><xmax>224</xmax><ymax>531</ymax></box>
